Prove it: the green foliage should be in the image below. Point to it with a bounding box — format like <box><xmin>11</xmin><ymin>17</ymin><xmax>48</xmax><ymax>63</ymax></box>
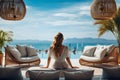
<box><xmin>0</xmin><ymin>30</ymin><xmax>13</xmax><ymax>53</ymax></box>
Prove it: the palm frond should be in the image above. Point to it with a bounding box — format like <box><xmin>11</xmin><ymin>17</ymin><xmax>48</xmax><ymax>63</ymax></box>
<box><xmin>94</xmin><ymin>20</ymin><xmax>115</xmax><ymax>37</ymax></box>
<box><xmin>98</xmin><ymin>25</ymin><xmax>108</xmax><ymax>37</ymax></box>
<box><xmin>94</xmin><ymin>20</ymin><xmax>108</xmax><ymax>25</ymax></box>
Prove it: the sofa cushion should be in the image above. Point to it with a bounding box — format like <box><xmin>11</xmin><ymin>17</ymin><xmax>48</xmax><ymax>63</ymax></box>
<box><xmin>26</xmin><ymin>46</ymin><xmax>38</xmax><ymax>57</ymax></box>
<box><xmin>94</xmin><ymin>45</ymin><xmax>107</xmax><ymax>59</ymax></box>
<box><xmin>0</xmin><ymin>67</ymin><xmax>23</xmax><ymax>80</ymax></box>
<box><xmin>63</xmin><ymin>70</ymin><xmax>94</xmax><ymax>80</ymax></box>
<box><xmin>8</xmin><ymin>46</ymin><xmax>21</xmax><ymax>59</ymax></box>
<box><xmin>17</xmin><ymin>56</ymin><xmax>40</xmax><ymax>62</ymax></box>
<box><xmin>27</xmin><ymin>70</ymin><xmax>60</xmax><ymax>80</ymax></box>
<box><xmin>17</xmin><ymin>45</ymin><xmax>27</xmax><ymax>57</ymax></box>
<box><xmin>102</xmin><ymin>67</ymin><xmax>120</xmax><ymax>80</ymax></box>
<box><xmin>82</xmin><ymin>46</ymin><xmax>96</xmax><ymax>57</ymax></box>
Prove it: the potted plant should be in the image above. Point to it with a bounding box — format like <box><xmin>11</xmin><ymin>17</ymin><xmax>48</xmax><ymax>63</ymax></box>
<box><xmin>0</xmin><ymin>30</ymin><xmax>13</xmax><ymax>65</ymax></box>
<box><xmin>94</xmin><ymin>7</ymin><xmax>120</xmax><ymax>63</ymax></box>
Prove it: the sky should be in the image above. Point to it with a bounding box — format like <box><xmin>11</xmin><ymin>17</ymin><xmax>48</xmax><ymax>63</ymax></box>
<box><xmin>0</xmin><ymin>0</ymin><xmax>120</xmax><ymax>40</ymax></box>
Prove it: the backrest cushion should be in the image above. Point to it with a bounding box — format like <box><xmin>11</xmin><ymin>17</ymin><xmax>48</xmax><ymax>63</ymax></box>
<box><xmin>63</xmin><ymin>69</ymin><xmax>94</xmax><ymax>80</ymax></box>
<box><xmin>8</xmin><ymin>46</ymin><xmax>21</xmax><ymax>59</ymax></box>
<box><xmin>102</xmin><ymin>67</ymin><xmax>120</xmax><ymax>80</ymax></box>
<box><xmin>17</xmin><ymin>45</ymin><xmax>27</xmax><ymax>57</ymax></box>
<box><xmin>82</xmin><ymin>46</ymin><xmax>96</xmax><ymax>57</ymax></box>
<box><xmin>0</xmin><ymin>67</ymin><xmax>23</xmax><ymax>80</ymax></box>
<box><xmin>94</xmin><ymin>45</ymin><xmax>107</xmax><ymax>59</ymax></box>
<box><xmin>27</xmin><ymin>70</ymin><xmax>60</xmax><ymax>80</ymax></box>
<box><xmin>26</xmin><ymin>46</ymin><xmax>38</xmax><ymax>57</ymax></box>
<box><xmin>104</xmin><ymin>44</ymin><xmax>115</xmax><ymax>55</ymax></box>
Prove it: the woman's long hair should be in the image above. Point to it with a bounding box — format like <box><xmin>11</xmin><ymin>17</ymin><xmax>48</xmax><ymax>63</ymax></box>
<box><xmin>50</xmin><ymin>32</ymin><xmax>64</xmax><ymax>57</ymax></box>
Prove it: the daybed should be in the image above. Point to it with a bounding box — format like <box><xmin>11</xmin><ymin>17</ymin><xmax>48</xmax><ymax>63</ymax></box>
<box><xmin>4</xmin><ymin>45</ymin><xmax>40</xmax><ymax>67</ymax></box>
<box><xmin>79</xmin><ymin>45</ymin><xmax>119</xmax><ymax>67</ymax></box>
<box><xmin>26</xmin><ymin>67</ymin><xmax>94</xmax><ymax>80</ymax></box>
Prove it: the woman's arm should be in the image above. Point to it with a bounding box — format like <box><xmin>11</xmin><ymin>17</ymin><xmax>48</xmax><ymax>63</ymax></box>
<box><xmin>42</xmin><ymin>57</ymin><xmax>51</xmax><ymax>68</ymax></box>
<box><xmin>46</xmin><ymin>57</ymin><xmax>51</xmax><ymax>68</ymax></box>
<box><xmin>66</xmin><ymin>57</ymin><xmax>79</xmax><ymax>68</ymax></box>
<box><xmin>66</xmin><ymin>57</ymin><xmax>73</xmax><ymax>68</ymax></box>
<box><xmin>43</xmin><ymin>48</ymin><xmax>52</xmax><ymax>68</ymax></box>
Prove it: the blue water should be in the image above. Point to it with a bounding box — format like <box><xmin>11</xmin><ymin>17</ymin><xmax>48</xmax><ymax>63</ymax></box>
<box><xmin>8</xmin><ymin>40</ymin><xmax>117</xmax><ymax>59</ymax></box>
<box><xmin>38</xmin><ymin>50</ymin><xmax>82</xmax><ymax>59</ymax></box>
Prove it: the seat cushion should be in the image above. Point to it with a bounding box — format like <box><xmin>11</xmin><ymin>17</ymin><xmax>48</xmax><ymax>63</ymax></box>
<box><xmin>27</xmin><ymin>70</ymin><xmax>60</xmax><ymax>80</ymax></box>
<box><xmin>17</xmin><ymin>45</ymin><xmax>27</xmax><ymax>57</ymax></box>
<box><xmin>8</xmin><ymin>46</ymin><xmax>21</xmax><ymax>59</ymax></box>
<box><xmin>17</xmin><ymin>56</ymin><xmax>40</xmax><ymax>62</ymax></box>
<box><xmin>0</xmin><ymin>67</ymin><xmax>23</xmax><ymax>80</ymax></box>
<box><xmin>63</xmin><ymin>69</ymin><xmax>94</xmax><ymax>80</ymax></box>
<box><xmin>82</xmin><ymin>46</ymin><xmax>96</xmax><ymax>57</ymax></box>
<box><xmin>102</xmin><ymin>67</ymin><xmax>120</xmax><ymax>80</ymax></box>
<box><xmin>80</xmin><ymin>55</ymin><xmax>101</xmax><ymax>62</ymax></box>
<box><xmin>26</xmin><ymin>46</ymin><xmax>38</xmax><ymax>57</ymax></box>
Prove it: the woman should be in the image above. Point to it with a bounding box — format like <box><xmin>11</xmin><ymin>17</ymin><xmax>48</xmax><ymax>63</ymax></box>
<box><xmin>43</xmin><ymin>32</ymin><xmax>78</xmax><ymax>69</ymax></box>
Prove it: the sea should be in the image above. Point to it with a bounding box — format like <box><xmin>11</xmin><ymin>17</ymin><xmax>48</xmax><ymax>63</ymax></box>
<box><xmin>7</xmin><ymin>39</ymin><xmax>117</xmax><ymax>59</ymax></box>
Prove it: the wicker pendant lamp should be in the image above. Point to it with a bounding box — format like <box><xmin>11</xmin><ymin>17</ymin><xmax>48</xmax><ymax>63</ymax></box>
<box><xmin>91</xmin><ymin>0</ymin><xmax>117</xmax><ymax>20</ymax></box>
<box><xmin>0</xmin><ymin>0</ymin><xmax>26</xmax><ymax>20</ymax></box>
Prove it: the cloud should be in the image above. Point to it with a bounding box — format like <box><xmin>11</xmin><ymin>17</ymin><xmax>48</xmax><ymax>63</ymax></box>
<box><xmin>26</xmin><ymin>5</ymin><xmax>30</xmax><ymax>9</ymax></box>
<box><xmin>53</xmin><ymin>13</ymin><xmax>77</xmax><ymax>17</ymax></box>
<box><xmin>46</xmin><ymin>20</ymin><xmax>92</xmax><ymax>26</ymax></box>
<box><xmin>0</xmin><ymin>18</ymin><xmax>21</xmax><ymax>24</ymax></box>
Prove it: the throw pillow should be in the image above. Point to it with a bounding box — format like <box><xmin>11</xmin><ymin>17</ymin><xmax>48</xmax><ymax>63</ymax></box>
<box><xmin>26</xmin><ymin>46</ymin><xmax>37</xmax><ymax>57</ymax></box>
<box><xmin>102</xmin><ymin>67</ymin><xmax>120</xmax><ymax>80</ymax></box>
<box><xmin>82</xmin><ymin>46</ymin><xmax>96</xmax><ymax>57</ymax></box>
<box><xmin>17</xmin><ymin>45</ymin><xmax>27</xmax><ymax>57</ymax></box>
<box><xmin>94</xmin><ymin>45</ymin><xmax>107</xmax><ymax>59</ymax></box>
<box><xmin>104</xmin><ymin>44</ymin><xmax>115</xmax><ymax>55</ymax></box>
<box><xmin>27</xmin><ymin>70</ymin><xmax>60</xmax><ymax>80</ymax></box>
<box><xmin>63</xmin><ymin>70</ymin><xmax>94</xmax><ymax>80</ymax></box>
<box><xmin>0</xmin><ymin>67</ymin><xmax>23</xmax><ymax>80</ymax></box>
<box><xmin>8</xmin><ymin>46</ymin><xmax>21</xmax><ymax>59</ymax></box>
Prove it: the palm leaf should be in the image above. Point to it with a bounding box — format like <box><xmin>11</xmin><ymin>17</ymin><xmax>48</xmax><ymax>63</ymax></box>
<box><xmin>98</xmin><ymin>26</ymin><xmax>108</xmax><ymax>37</ymax></box>
<box><xmin>0</xmin><ymin>30</ymin><xmax>13</xmax><ymax>52</ymax></box>
<box><xmin>94</xmin><ymin>20</ymin><xmax>115</xmax><ymax>37</ymax></box>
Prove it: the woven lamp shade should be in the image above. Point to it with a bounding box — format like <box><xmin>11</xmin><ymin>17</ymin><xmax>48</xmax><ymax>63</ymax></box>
<box><xmin>0</xmin><ymin>0</ymin><xmax>26</xmax><ymax>20</ymax></box>
<box><xmin>91</xmin><ymin>0</ymin><xmax>117</xmax><ymax>20</ymax></box>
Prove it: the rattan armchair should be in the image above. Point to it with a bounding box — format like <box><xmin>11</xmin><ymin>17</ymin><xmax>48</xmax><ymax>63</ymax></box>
<box><xmin>4</xmin><ymin>46</ymin><xmax>41</xmax><ymax>67</ymax></box>
<box><xmin>79</xmin><ymin>47</ymin><xmax>119</xmax><ymax>67</ymax></box>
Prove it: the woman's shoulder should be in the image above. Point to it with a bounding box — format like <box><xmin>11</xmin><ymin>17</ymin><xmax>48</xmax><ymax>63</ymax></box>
<box><xmin>48</xmin><ymin>47</ymin><xmax>53</xmax><ymax>51</ymax></box>
<box><xmin>63</xmin><ymin>45</ymin><xmax>69</xmax><ymax>49</ymax></box>
<box><xmin>49</xmin><ymin>47</ymin><xmax>52</xmax><ymax>50</ymax></box>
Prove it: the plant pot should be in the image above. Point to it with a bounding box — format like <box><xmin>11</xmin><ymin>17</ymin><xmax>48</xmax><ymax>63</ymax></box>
<box><xmin>0</xmin><ymin>53</ymin><xmax>3</xmax><ymax>65</ymax></box>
